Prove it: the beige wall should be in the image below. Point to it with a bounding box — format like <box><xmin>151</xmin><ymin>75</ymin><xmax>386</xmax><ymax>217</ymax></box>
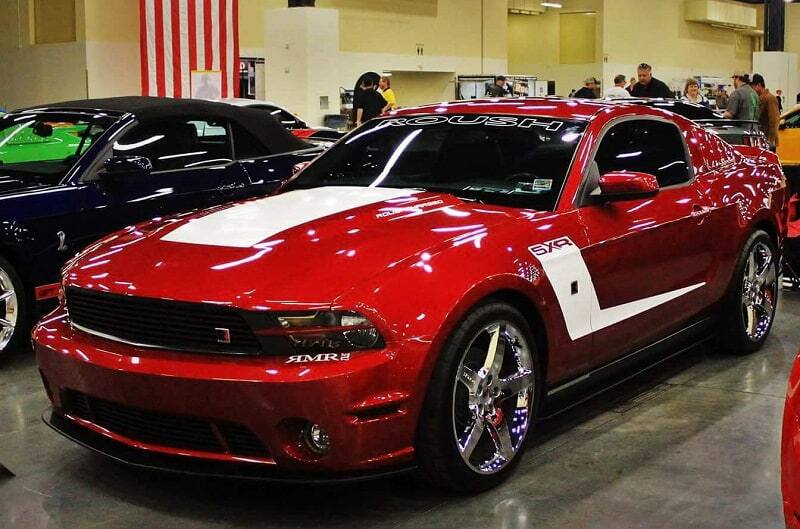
<box><xmin>0</xmin><ymin>0</ymin><xmax>88</xmax><ymax>110</ymax></box>
<box><xmin>602</xmin><ymin>0</ymin><xmax>757</xmax><ymax>94</ymax></box>
<box><xmin>786</xmin><ymin>4</ymin><xmax>800</xmax><ymax>73</ymax></box>
<box><xmin>84</xmin><ymin>0</ymin><xmax>140</xmax><ymax>99</ymax></box>
<box><xmin>507</xmin><ymin>0</ymin><xmax>603</xmax><ymax>96</ymax></box>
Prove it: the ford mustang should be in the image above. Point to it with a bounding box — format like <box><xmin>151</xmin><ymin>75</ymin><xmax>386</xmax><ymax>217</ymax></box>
<box><xmin>0</xmin><ymin>96</ymin><xmax>319</xmax><ymax>356</ymax></box>
<box><xmin>34</xmin><ymin>98</ymin><xmax>786</xmax><ymax>491</ymax></box>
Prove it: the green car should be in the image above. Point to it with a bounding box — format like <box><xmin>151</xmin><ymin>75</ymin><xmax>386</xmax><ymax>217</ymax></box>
<box><xmin>0</xmin><ymin>121</ymin><xmax>94</xmax><ymax>164</ymax></box>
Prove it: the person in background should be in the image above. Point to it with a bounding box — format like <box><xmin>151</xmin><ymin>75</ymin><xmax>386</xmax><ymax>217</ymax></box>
<box><xmin>752</xmin><ymin>73</ymin><xmax>780</xmax><ymax>149</ymax></box>
<box><xmin>715</xmin><ymin>86</ymin><xmax>729</xmax><ymax>111</ymax></box>
<box><xmin>354</xmin><ymin>77</ymin><xmax>386</xmax><ymax>127</ymax></box>
<box><xmin>626</xmin><ymin>76</ymin><xmax>637</xmax><ymax>94</ymax></box>
<box><xmin>487</xmin><ymin>76</ymin><xmax>509</xmax><ymax>97</ymax></box>
<box><xmin>776</xmin><ymin>89</ymin><xmax>784</xmax><ymax>114</ymax></box>
<box><xmin>605</xmin><ymin>74</ymin><xmax>630</xmax><ymax>99</ymax></box>
<box><xmin>630</xmin><ymin>63</ymin><xmax>673</xmax><ymax>98</ymax></box>
<box><xmin>681</xmin><ymin>78</ymin><xmax>709</xmax><ymax>107</ymax></box>
<box><xmin>379</xmin><ymin>76</ymin><xmax>397</xmax><ymax>112</ymax></box>
<box><xmin>724</xmin><ymin>71</ymin><xmax>758</xmax><ymax>121</ymax></box>
<box><xmin>573</xmin><ymin>77</ymin><xmax>598</xmax><ymax>99</ymax></box>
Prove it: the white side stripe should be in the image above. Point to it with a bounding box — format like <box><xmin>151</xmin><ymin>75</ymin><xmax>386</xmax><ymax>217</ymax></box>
<box><xmin>531</xmin><ymin>237</ymin><xmax>705</xmax><ymax>340</ymax></box>
<box><xmin>161</xmin><ymin>186</ymin><xmax>421</xmax><ymax>248</ymax></box>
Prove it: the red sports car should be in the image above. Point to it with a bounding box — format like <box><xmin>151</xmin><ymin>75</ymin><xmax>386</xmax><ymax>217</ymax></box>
<box><xmin>784</xmin><ymin>352</ymin><xmax>800</xmax><ymax>527</ymax></box>
<box><xmin>34</xmin><ymin>98</ymin><xmax>786</xmax><ymax>491</ymax></box>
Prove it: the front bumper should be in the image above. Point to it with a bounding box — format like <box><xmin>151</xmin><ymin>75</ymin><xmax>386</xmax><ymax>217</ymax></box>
<box><xmin>42</xmin><ymin>409</ymin><xmax>414</xmax><ymax>482</ymax></box>
<box><xmin>34</xmin><ymin>308</ymin><xmax>429</xmax><ymax>479</ymax></box>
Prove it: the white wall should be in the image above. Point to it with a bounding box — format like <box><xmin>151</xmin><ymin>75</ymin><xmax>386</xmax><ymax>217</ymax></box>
<box><xmin>265</xmin><ymin>7</ymin><xmax>506</xmax><ymax>126</ymax></box>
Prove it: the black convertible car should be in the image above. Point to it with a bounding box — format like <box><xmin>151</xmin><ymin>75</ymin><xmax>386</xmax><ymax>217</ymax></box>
<box><xmin>0</xmin><ymin>96</ymin><xmax>319</xmax><ymax>356</ymax></box>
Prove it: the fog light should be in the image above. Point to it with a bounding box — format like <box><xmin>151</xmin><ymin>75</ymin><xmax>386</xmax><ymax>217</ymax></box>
<box><xmin>303</xmin><ymin>423</ymin><xmax>331</xmax><ymax>454</ymax></box>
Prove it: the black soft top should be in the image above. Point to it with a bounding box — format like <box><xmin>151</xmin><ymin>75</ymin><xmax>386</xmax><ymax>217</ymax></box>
<box><xmin>20</xmin><ymin>96</ymin><xmax>311</xmax><ymax>154</ymax></box>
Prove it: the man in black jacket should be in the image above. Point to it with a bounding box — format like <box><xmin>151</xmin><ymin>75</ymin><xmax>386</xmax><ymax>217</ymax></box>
<box><xmin>573</xmin><ymin>77</ymin><xmax>598</xmax><ymax>99</ymax></box>
<box><xmin>630</xmin><ymin>63</ymin><xmax>673</xmax><ymax>98</ymax></box>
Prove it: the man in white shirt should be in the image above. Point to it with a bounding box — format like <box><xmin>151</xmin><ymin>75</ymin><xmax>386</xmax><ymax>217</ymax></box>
<box><xmin>605</xmin><ymin>74</ymin><xmax>631</xmax><ymax>99</ymax></box>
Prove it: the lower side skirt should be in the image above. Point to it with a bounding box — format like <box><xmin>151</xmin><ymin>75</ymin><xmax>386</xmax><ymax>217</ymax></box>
<box><xmin>540</xmin><ymin>317</ymin><xmax>714</xmax><ymax>419</ymax></box>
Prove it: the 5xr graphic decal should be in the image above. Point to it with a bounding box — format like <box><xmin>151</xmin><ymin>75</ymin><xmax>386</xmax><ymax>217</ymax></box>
<box><xmin>529</xmin><ymin>236</ymin><xmax>704</xmax><ymax>341</ymax></box>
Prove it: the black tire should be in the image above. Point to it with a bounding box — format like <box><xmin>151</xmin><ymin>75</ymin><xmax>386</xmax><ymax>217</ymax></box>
<box><xmin>416</xmin><ymin>301</ymin><xmax>542</xmax><ymax>492</ymax></box>
<box><xmin>0</xmin><ymin>255</ymin><xmax>27</xmax><ymax>357</ymax></box>
<box><xmin>718</xmin><ymin>230</ymin><xmax>778</xmax><ymax>355</ymax></box>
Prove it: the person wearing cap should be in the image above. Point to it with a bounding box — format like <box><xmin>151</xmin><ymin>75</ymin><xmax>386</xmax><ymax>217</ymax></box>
<box><xmin>724</xmin><ymin>71</ymin><xmax>758</xmax><ymax>121</ymax></box>
<box><xmin>573</xmin><ymin>77</ymin><xmax>598</xmax><ymax>99</ymax></box>
<box><xmin>605</xmin><ymin>74</ymin><xmax>630</xmax><ymax>99</ymax></box>
<box><xmin>487</xmin><ymin>76</ymin><xmax>509</xmax><ymax>97</ymax></box>
<box><xmin>629</xmin><ymin>63</ymin><xmax>673</xmax><ymax>98</ymax></box>
<box><xmin>752</xmin><ymin>73</ymin><xmax>780</xmax><ymax>148</ymax></box>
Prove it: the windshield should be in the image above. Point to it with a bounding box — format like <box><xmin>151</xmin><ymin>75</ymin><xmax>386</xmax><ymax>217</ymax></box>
<box><xmin>0</xmin><ymin>112</ymin><xmax>116</xmax><ymax>183</ymax></box>
<box><xmin>284</xmin><ymin>114</ymin><xmax>587</xmax><ymax>211</ymax></box>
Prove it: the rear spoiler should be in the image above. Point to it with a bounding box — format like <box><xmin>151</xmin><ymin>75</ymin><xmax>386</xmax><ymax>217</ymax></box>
<box><xmin>733</xmin><ymin>144</ymin><xmax>780</xmax><ymax>165</ymax></box>
<box><xmin>693</xmin><ymin>119</ymin><xmax>760</xmax><ymax>131</ymax></box>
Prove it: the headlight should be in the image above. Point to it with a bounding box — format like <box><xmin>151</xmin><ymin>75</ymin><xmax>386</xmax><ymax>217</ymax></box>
<box><xmin>264</xmin><ymin>310</ymin><xmax>383</xmax><ymax>353</ymax></box>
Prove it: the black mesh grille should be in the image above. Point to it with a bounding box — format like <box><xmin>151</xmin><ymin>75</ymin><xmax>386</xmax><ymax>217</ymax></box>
<box><xmin>63</xmin><ymin>391</ymin><xmax>270</xmax><ymax>458</ymax></box>
<box><xmin>66</xmin><ymin>287</ymin><xmax>262</xmax><ymax>355</ymax></box>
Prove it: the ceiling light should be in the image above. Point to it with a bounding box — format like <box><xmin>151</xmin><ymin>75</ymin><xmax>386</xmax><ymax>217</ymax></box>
<box><xmin>541</xmin><ymin>2</ymin><xmax>562</xmax><ymax>7</ymax></box>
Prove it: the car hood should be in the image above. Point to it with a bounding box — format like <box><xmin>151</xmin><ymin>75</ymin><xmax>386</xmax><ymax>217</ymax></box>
<box><xmin>65</xmin><ymin>186</ymin><xmax>527</xmax><ymax>310</ymax></box>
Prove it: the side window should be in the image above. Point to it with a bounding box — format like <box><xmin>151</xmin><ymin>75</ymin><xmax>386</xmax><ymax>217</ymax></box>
<box><xmin>231</xmin><ymin>122</ymin><xmax>270</xmax><ymax>160</ymax></box>
<box><xmin>112</xmin><ymin>118</ymin><xmax>232</xmax><ymax>172</ymax></box>
<box><xmin>254</xmin><ymin>105</ymin><xmax>302</xmax><ymax>129</ymax></box>
<box><xmin>594</xmin><ymin>120</ymin><xmax>691</xmax><ymax>188</ymax></box>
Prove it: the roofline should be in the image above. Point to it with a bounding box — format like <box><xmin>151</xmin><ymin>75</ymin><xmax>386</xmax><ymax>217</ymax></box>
<box><xmin>13</xmin><ymin>106</ymin><xmax>130</xmax><ymax>118</ymax></box>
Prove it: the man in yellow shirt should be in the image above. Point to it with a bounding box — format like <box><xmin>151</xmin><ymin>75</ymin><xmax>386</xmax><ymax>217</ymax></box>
<box><xmin>380</xmin><ymin>76</ymin><xmax>397</xmax><ymax>112</ymax></box>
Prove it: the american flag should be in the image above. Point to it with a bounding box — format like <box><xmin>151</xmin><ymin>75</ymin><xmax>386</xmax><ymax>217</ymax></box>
<box><xmin>139</xmin><ymin>0</ymin><xmax>239</xmax><ymax>98</ymax></box>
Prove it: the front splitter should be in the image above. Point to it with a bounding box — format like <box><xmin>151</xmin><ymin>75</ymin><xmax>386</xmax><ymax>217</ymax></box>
<box><xmin>42</xmin><ymin>408</ymin><xmax>415</xmax><ymax>484</ymax></box>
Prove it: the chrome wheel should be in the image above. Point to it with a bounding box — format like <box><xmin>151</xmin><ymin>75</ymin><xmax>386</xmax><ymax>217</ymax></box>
<box><xmin>451</xmin><ymin>322</ymin><xmax>535</xmax><ymax>475</ymax></box>
<box><xmin>0</xmin><ymin>266</ymin><xmax>18</xmax><ymax>351</ymax></box>
<box><xmin>741</xmin><ymin>241</ymin><xmax>777</xmax><ymax>342</ymax></box>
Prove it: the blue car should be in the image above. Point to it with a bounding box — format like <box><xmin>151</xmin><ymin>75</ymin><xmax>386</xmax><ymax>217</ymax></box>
<box><xmin>0</xmin><ymin>96</ymin><xmax>320</xmax><ymax>355</ymax></box>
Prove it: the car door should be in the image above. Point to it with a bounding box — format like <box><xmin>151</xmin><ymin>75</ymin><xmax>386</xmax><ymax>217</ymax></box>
<box><xmin>778</xmin><ymin>109</ymin><xmax>800</xmax><ymax>167</ymax></box>
<box><xmin>101</xmin><ymin>117</ymin><xmax>252</xmax><ymax>216</ymax></box>
<box><xmin>576</xmin><ymin>117</ymin><xmax>713</xmax><ymax>366</ymax></box>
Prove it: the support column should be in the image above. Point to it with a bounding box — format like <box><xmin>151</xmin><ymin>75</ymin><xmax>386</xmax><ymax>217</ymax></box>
<box><xmin>765</xmin><ymin>0</ymin><xmax>785</xmax><ymax>52</ymax></box>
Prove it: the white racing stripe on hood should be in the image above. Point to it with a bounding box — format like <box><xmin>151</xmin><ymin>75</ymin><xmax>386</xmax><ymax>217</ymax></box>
<box><xmin>161</xmin><ymin>186</ymin><xmax>422</xmax><ymax>248</ymax></box>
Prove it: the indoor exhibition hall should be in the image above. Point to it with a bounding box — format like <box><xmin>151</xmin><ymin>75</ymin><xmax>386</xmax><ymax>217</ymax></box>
<box><xmin>3</xmin><ymin>0</ymin><xmax>800</xmax><ymax>527</ymax></box>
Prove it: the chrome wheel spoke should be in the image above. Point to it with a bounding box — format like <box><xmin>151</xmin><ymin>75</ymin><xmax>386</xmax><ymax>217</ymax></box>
<box><xmin>483</xmin><ymin>324</ymin><xmax>506</xmax><ymax>376</ymax></box>
<box><xmin>458</xmin><ymin>365</ymin><xmax>480</xmax><ymax>394</ymax></box>
<box><xmin>459</xmin><ymin>416</ymin><xmax>485</xmax><ymax>460</ymax></box>
<box><xmin>0</xmin><ymin>318</ymin><xmax>13</xmax><ymax>329</ymax></box>
<box><xmin>758</xmin><ymin>265</ymin><xmax>776</xmax><ymax>288</ymax></box>
<box><xmin>0</xmin><ymin>290</ymin><xmax>12</xmax><ymax>303</ymax></box>
<box><xmin>487</xmin><ymin>420</ymin><xmax>514</xmax><ymax>461</ymax></box>
<box><xmin>500</xmin><ymin>370</ymin><xmax>534</xmax><ymax>398</ymax></box>
<box><xmin>755</xmin><ymin>294</ymin><xmax>774</xmax><ymax>316</ymax></box>
<box><xmin>746</xmin><ymin>251</ymin><xmax>757</xmax><ymax>282</ymax></box>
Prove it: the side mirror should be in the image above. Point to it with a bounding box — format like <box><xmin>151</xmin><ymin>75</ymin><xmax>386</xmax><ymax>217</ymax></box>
<box><xmin>597</xmin><ymin>172</ymin><xmax>659</xmax><ymax>201</ymax></box>
<box><xmin>99</xmin><ymin>155</ymin><xmax>152</xmax><ymax>179</ymax></box>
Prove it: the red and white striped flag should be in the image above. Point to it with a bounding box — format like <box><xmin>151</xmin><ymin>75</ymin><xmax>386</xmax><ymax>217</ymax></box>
<box><xmin>139</xmin><ymin>0</ymin><xmax>239</xmax><ymax>98</ymax></box>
